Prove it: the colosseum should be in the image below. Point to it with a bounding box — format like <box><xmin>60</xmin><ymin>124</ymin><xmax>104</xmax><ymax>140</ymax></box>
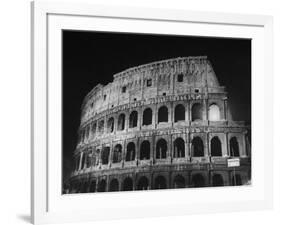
<box><xmin>67</xmin><ymin>56</ymin><xmax>251</xmax><ymax>193</ymax></box>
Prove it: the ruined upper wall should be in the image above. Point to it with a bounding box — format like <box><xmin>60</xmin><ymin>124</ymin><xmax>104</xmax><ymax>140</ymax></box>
<box><xmin>81</xmin><ymin>56</ymin><xmax>225</xmax><ymax>123</ymax></box>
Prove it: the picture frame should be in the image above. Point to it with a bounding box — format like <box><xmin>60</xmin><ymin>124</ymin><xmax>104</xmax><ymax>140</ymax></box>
<box><xmin>31</xmin><ymin>1</ymin><xmax>273</xmax><ymax>224</ymax></box>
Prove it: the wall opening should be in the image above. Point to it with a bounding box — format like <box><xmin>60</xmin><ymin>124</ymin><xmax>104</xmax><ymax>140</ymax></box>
<box><xmin>158</xmin><ymin>106</ymin><xmax>168</xmax><ymax>123</ymax></box>
<box><xmin>129</xmin><ymin>111</ymin><xmax>138</xmax><ymax>128</ymax></box>
<box><xmin>81</xmin><ymin>181</ymin><xmax>89</xmax><ymax>193</ymax></box>
<box><xmin>211</xmin><ymin>136</ymin><xmax>222</xmax><ymax>156</ymax></box>
<box><xmin>212</xmin><ymin>174</ymin><xmax>224</xmax><ymax>186</ymax></box>
<box><xmin>113</xmin><ymin>144</ymin><xmax>122</xmax><ymax>163</ymax></box>
<box><xmin>91</xmin><ymin>122</ymin><xmax>97</xmax><ymax>137</ymax></box>
<box><xmin>230</xmin><ymin>137</ymin><xmax>240</xmax><ymax>157</ymax></box>
<box><xmin>89</xmin><ymin>180</ymin><xmax>96</xmax><ymax>192</ymax></box>
<box><xmin>123</xmin><ymin>177</ymin><xmax>133</xmax><ymax>191</ymax></box>
<box><xmin>140</xmin><ymin>140</ymin><xmax>150</xmax><ymax>160</ymax></box>
<box><xmin>98</xmin><ymin>120</ymin><xmax>104</xmax><ymax>133</ymax></box>
<box><xmin>143</xmin><ymin>108</ymin><xmax>152</xmax><ymax>125</ymax></box>
<box><xmin>109</xmin><ymin>179</ymin><xmax>119</xmax><ymax>192</ymax></box>
<box><xmin>137</xmin><ymin>176</ymin><xmax>149</xmax><ymax>190</ymax></box>
<box><xmin>232</xmin><ymin>174</ymin><xmax>242</xmax><ymax>186</ymax></box>
<box><xmin>154</xmin><ymin>176</ymin><xmax>167</xmax><ymax>189</ymax></box>
<box><xmin>173</xmin><ymin>175</ymin><xmax>185</xmax><ymax>188</ymax></box>
<box><xmin>117</xmin><ymin>113</ymin><xmax>125</xmax><ymax>130</ymax></box>
<box><xmin>192</xmin><ymin>174</ymin><xmax>205</xmax><ymax>187</ymax></box>
<box><xmin>177</xmin><ymin>73</ymin><xmax>183</xmax><ymax>82</ymax></box>
<box><xmin>208</xmin><ymin>104</ymin><xmax>220</xmax><ymax>121</ymax></box>
<box><xmin>101</xmin><ymin>147</ymin><xmax>110</xmax><ymax>165</ymax></box>
<box><xmin>125</xmin><ymin>142</ymin><xmax>136</xmax><ymax>161</ymax></box>
<box><xmin>81</xmin><ymin>153</ymin><xmax>86</xmax><ymax>169</ymax></box>
<box><xmin>191</xmin><ymin>103</ymin><xmax>203</xmax><ymax>121</ymax></box>
<box><xmin>107</xmin><ymin>117</ymin><xmax>114</xmax><ymax>133</ymax></box>
<box><xmin>191</xmin><ymin>137</ymin><xmax>204</xmax><ymax>157</ymax></box>
<box><xmin>97</xmin><ymin>179</ymin><xmax>106</xmax><ymax>192</ymax></box>
<box><xmin>174</xmin><ymin>104</ymin><xmax>185</xmax><ymax>122</ymax></box>
<box><xmin>156</xmin><ymin>139</ymin><xmax>167</xmax><ymax>159</ymax></box>
<box><xmin>173</xmin><ymin>137</ymin><xmax>185</xmax><ymax>158</ymax></box>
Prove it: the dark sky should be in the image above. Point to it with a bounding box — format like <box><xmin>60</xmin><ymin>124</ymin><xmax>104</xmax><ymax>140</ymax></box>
<box><xmin>63</xmin><ymin>30</ymin><xmax>251</xmax><ymax>178</ymax></box>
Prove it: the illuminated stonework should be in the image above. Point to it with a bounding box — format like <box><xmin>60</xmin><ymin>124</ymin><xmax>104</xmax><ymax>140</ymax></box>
<box><xmin>68</xmin><ymin>56</ymin><xmax>251</xmax><ymax>193</ymax></box>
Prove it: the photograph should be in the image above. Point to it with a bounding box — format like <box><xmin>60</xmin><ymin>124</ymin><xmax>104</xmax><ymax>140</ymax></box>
<box><xmin>62</xmin><ymin>30</ymin><xmax>251</xmax><ymax>194</ymax></box>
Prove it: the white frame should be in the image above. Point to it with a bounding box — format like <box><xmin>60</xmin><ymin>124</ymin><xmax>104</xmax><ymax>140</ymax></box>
<box><xmin>31</xmin><ymin>1</ymin><xmax>273</xmax><ymax>224</ymax></box>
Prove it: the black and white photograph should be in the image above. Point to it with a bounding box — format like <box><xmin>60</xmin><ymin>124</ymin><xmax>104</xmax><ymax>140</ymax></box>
<box><xmin>62</xmin><ymin>30</ymin><xmax>251</xmax><ymax>194</ymax></box>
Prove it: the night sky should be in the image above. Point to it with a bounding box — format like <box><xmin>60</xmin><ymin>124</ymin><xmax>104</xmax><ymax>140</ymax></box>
<box><xmin>63</xmin><ymin>30</ymin><xmax>251</xmax><ymax>179</ymax></box>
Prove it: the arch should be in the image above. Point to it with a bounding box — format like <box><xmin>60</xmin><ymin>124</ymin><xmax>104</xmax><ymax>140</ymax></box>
<box><xmin>91</xmin><ymin>122</ymin><xmax>97</xmax><ymax>137</ymax></box>
<box><xmin>101</xmin><ymin>147</ymin><xmax>110</xmax><ymax>165</ymax></box>
<box><xmin>140</xmin><ymin>140</ymin><xmax>150</xmax><ymax>160</ymax></box>
<box><xmin>173</xmin><ymin>138</ymin><xmax>185</xmax><ymax>158</ymax></box>
<box><xmin>154</xmin><ymin>176</ymin><xmax>167</xmax><ymax>189</ymax></box>
<box><xmin>113</xmin><ymin>144</ymin><xmax>122</xmax><ymax>163</ymax></box>
<box><xmin>126</xmin><ymin>142</ymin><xmax>136</xmax><ymax>161</ymax></box>
<box><xmin>230</xmin><ymin>137</ymin><xmax>240</xmax><ymax>157</ymax></box>
<box><xmin>191</xmin><ymin>137</ymin><xmax>204</xmax><ymax>157</ymax></box>
<box><xmin>173</xmin><ymin>175</ymin><xmax>185</xmax><ymax>188</ymax></box>
<box><xmin>123</xmin><ymin>177</ymin><xmax>133</xmax><ymax>191</ymax></box>
<box><xmin>97</xmin><ymin>179</ymin><xmax>106</xmax><ymax>192</ymax></box>
<box><xmin>232</xmin><ymin>174</ymin><xmax>242</xmax><ymax>186</ymax></box>
<box><xmin>109</xmin><ymin>179</ymin><xmax>119</xmax><ymax>192</ymax></box>
<box><xmin>208</xmin><ymin>104</ymin><xmax>220</xmax><ymax>121</ymax></box>
<box><xmin>158</xmin><ymin>106</ymin><xmax>168</xmax><ymax>123</ymax></box>
<box><xmin>191</xmin><ymin>174</ymin><xmax>205</xmax><ymax>187</ymax></box>
<box><xmin>81</xmin><ymin>181</ymin><xmax>89</xmax><ymax>193</ymax></box>
<box><xmin>129</xmin><ymin>111</ymin><xmax>138</xmax><ymax>128</ymax></box>
<box><xmin>98</xmin><ymin>120</ymin><xmax>104</xmax><ymax>133</ymax></box>
<box><xmin>117</xmin><ymin>113</ymin><xmax>125</xmax><ymax>130</ymax></box>
<box><xmin>212</xmin><ymin>174</ymin><xmax>224</xmax><ymax>186</ymax></box>
<box><xmin>211</xmin><ymin>136</ymin><xmax>222</xmax><ymax>156</ymax></box>
<box><xmin>156</xmin><ymin>139</ymin><xmax>167</xmax><ymax>159</ymax></box>
<box><xmin>143</xmin><ymin>108</ymin><xmax>152</xmax><ymax>125</ymax></box>
<box><xmin>174</xmin><ymin>104</ymin><xmax>185</xmax><ymax>122</ymax></box>
<box><xmin>107</xmin><ymin>117</ymin><xmax>114</xmax><ymax>133</ymax></box>
<box><xmin>137</xmin><ymin>176</ymin><xmax>149</xmax><ymax>190</ymax></box>
<box><xmin>191</xmin><ymin>103</ymin><xmax>203</xmax><ymax>121</ymax></box>
<box><xmin>89</xmin><ymin>180</ymin><xmax>96</xmax><ymax>192</ymax></box>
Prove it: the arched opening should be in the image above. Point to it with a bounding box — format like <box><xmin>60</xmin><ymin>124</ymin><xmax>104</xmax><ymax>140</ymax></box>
<box><xmin>89</xmin><ymin>180</ymin><xmax>96</xmax><ymax>192</ymax></box>
<box><xmin>211</xmin><ymin>136</ymin><xmax>222</xmax><ymax>156</ymax></box>
<box><xmin>97</xmin><ymin>179</ymin><xmax>106</xmax><ymax>192</ymax></box>
<box><xmin>140</xmin><ymin>140</ymin><xmax>150</xmax><ymax>160</ymax></box>
<box><xmin>123</xmin><ymin>177</ymin><xmax>133</xmax><ymax>191</ymax></box>
<box><xmin>192</xmin><ymin>174</ymin><xmax>205</xmax><ymax>187</ymax></box>
<box><xmin>212</xmin><ymin>174</ymin><xmax>224</xmax><ymax>186</ymax></box>
<box><xmin>158</xmin><ymin>106</ymin><xmax>168</xmax><ymax>123</ymax></box>
<box><xmin>191</xmin><ymin>103</ymin><xmax>203</xmax><ymax>121</ymax></box>
<box><xmin>154</xmin><ymin>176</ymin><xmax>167</xmax><ymax>189</ymax></box>
<box><xmin>113</xmin><ymin>144</ymin><xmax>122</xmax><ymax>163</ymax></box>
<box><xmin>91</xmin><ymin>122</ymin><xmax>97</xmax><ymax>137</ymax></box>
<box><xmin>156</xmin><ymin>139</ymin><xmax>167</xmax><ymax>159</ymax></box>
<box><xmin>232</xmin><ymin>174</ymin><xmax>242</xmax><ymax>186</ymax></box>
<box><xmin>174</xmin><ymin>104</ymin><xmax>185</xmax><ymax>122</ymax></box>
<box><xmin>230</xmin><ymin>137</ymin><xmax>240</xmax><ymax>157</ymax></box>
<box><xmin>109</xmin><ymin>179</ymin><xmax>119</xmax><ymax>192</ymax></box>
<box><xmin>137</xmin><ymin>176</ymin><xmax>149</xmax><ymax>190</ymax></box>
<box><xmin>101</xmin><ymin>147</ymin><xmax>110</xmax><ymax>165</ymax></box>
<box><xmin>117</xmin><ymin>113</ymin><xmax>125</xmax><ymax>130</ymax></box>
<box><xmin>107</xmin><ymin>117</ymin><xmax>114</xmax><ymax>133</ymax></box>
<box><xmin>173</xmin><ymin>175</ymin><xmax>185</xmax><ymax>188</ymax></box>
<box><xmin>208</xmin><ymin>104</ymin><xmax>220</xmax><ymax>121</ymax></box>
<box><xmin>143</xmin><ymin>108</ymin><xmax>152</xmax><ymax>125</ymax></box>
<box><xmin>125</xmin><ymin>142</ymin><xmax>135</xmax><ymax>161</ymax></box>
<box><xmin>98</xmin><ymin>120</ymin><xmax>104</xmax><ymax>133</ymax></box>
<box><xmin>129</xmin><ymin>111</ymin><xmax>138</xmax><ymax>128</ymax></box>
<box><xmin>81</xmin><ymin>181</ymin><xmax>89</xmax><ymax>193</ymax></box>
<box><xmin>173</xmin><ymin>138</ymin><xmax>185</xmax><ymax>158</ymax></box>
<box><xmin>191</xmin><ymin>137</ymin><xmax>204</xmax><ymax>157</ymax></box>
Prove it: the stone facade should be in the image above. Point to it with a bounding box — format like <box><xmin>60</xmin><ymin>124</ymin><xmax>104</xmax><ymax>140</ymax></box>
<box><xmin>68</xmin><ymin>56</ymin><xmax>251</xmax><ymax>193</ymax></box>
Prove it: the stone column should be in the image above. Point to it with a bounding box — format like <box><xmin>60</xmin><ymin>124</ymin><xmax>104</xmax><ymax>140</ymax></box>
<box><xmin>78</xmin><ymin>152</ymin><xmax>83</xmax><ymax>170</ymax></box>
